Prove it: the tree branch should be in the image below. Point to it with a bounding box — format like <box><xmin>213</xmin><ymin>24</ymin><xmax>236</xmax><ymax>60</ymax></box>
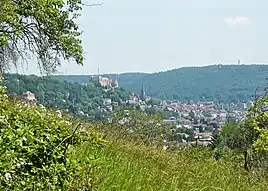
<box><xmin>82</xmin><ymin>2</ymin><xmax>103</xmax><ymax>7</ymax></box>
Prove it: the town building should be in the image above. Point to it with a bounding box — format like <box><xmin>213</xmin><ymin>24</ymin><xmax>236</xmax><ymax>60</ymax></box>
<box><xmin>22</xmin><ymin>91</ymin><xmax>36</xmax><ymax>101</ymax></box>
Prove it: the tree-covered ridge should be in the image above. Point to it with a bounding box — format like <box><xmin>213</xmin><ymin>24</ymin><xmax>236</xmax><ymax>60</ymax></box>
<box><xmin>57</xmin><ymin>65</ymin><xmax>268</xmax><ymax>103</ymax></box>
<box><xmin>137</xmin><ymin>64</ymin><xmax>268</xmax><ymax>102</ymax></box>
<box><xmin>3</xmin><ymin>73</ymin><xmax>130</xmax><ymax>121</ymax></box>
<box><xmin>55</xmin><ymin>72</ymin><xmax>147</xmax><ymax>87</ymax></box>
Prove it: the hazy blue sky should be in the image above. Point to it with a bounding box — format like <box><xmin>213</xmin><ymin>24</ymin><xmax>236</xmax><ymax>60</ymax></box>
<box><xmin>16</xmin><ymin>0</ymin><xmax>268</xmax><ymax>75</ymax></box>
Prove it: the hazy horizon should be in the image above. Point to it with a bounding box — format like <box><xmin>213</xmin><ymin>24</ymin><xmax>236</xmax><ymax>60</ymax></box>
<box><xmin>11</xmin><ymin>0</ymin><xmax>268</xmax><ymax>75</ymax></box>
<box><xmin>10</xmin><ymin>63</ymin><xmax>268</xmax><ymax>76</ymax></box>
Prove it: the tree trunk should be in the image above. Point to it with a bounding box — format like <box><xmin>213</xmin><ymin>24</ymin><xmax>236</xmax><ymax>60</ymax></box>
<box><xmin>244</xmin><ymin>150</ymin><xmax>249</xmax><ymax>171</ymax></box>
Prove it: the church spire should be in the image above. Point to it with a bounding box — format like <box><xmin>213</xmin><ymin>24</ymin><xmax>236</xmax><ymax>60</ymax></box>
<box><xmin>140</xmin><ymin>84</ymin><xmax>146</xmax><ymax>101</ymax></box>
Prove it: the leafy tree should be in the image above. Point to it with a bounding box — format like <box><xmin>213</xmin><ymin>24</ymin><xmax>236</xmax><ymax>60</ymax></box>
<box><xmin>0</xmin><ymin>0</ymin><xmax>85</xmax><ymax>73</ymax></box>
<box><xmin>240</xmin><ymin>95</ymin><xmax>268</xmax><ymax>171</ymax></box>
<box><xmin>145</xmin><ymin>107</ymin><xmax>158</xmax><ymax>115</ymax></box>
<box><xmin>146</xmin><ymin>98</ymin><xmax>161</xmax><ymax>106</ymax></box>
<box><xmin>217</xmin><ymin>123</ymin><xmax>241</xmax><ymax>149</ymax></box>
<box><xmin>213</xmin><ymin>93</ymin><xmax>268</xmax><ymax>172</ymax></box>
<box><xmin>189</xmin><ymin>110</ymin><xmax>195</xmax><ymax>119</ymax></box>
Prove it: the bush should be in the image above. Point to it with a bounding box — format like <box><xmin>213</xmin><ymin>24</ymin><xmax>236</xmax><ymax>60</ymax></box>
<box><xmin>0</xmin><ymin>85</ymin><xmax>97</xmax><ymax>190</ymax></box>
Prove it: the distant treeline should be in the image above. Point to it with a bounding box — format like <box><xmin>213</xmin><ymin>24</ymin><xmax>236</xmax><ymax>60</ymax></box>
<box><xmin>56</xmin><ymin>65</ymin><xmax>268</xmax><ymax>103</ymax></box>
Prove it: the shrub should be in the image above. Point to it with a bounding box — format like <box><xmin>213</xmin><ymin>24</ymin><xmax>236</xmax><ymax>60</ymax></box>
<box><xmin>0</xmin><ymin>85</ymin><xmax>98</xmax><ymax>190</ymax></box>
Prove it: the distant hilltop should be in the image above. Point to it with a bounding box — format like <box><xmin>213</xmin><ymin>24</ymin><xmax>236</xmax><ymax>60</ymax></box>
<box><xmin>55</xmin><ymin>64</ymin><xmax>268</xmax><ymax>103</ymax></box>
<box><xmin>89</xmin><ymin>75</ymin><xmax>119</xmax><ymax>88</ymax></box>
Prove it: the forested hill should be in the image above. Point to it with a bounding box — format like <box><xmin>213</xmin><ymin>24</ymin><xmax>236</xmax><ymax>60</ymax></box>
<box><xmin>56</xmin><ymin>65</ymin><xmax>268</xmax><ymax>102</ymax></box>
<box><xmin>3</xmin><ymin>73</ymin><xmax>130</xmax><ymax>121</ymax></box>
<box><xmin>55</xmin><ymin>73</ymin><xmax>147</xmax><ymax>87</ymax></box>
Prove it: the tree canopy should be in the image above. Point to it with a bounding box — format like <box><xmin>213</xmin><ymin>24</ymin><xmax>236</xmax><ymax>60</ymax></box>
<box><xmin>0</xmin><ymin>0</ymin><xmax>84</xmax><ymax>73</ymax></box>
<box><xmin>3</xmin><ymin>73</ymin><xmax>130</xmax><ymax>121</ymax></box>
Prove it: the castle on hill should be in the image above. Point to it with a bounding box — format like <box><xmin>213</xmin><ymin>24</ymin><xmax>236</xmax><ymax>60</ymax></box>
<box><xmin>89</xmin><ymin>76</ymin><xmax>119</xmax><ymax>88</ymax></box>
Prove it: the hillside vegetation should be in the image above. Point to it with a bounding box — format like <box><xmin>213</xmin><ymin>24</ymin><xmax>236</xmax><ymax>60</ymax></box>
<box><xmin>3</xmin><ymin>73</ymin><xmax>130</xmax><ymax>121</ymax></box>
<box><xmin>1</xmin><ymin>80</ymin><xmax>268</xmax><ymax>190</ymax></box>
<box><xmin>73</xmin><ymin>139</ymin><xmax>268</xmax><ymax>191</ymax></box>
<box><xmin>0</xmin><ymin>84</ymin><xmax>102</xmax><ymax>190</ymax></box>
<box><xmin>57</xmin><ymin>65</ymin><xmax>268</xmax><ymax>102</ymax></box>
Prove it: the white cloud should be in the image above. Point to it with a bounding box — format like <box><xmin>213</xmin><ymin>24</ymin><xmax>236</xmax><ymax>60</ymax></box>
<box><xmin>224</xmin><ymin>16</ymin><xmax>249</xmax><ymax>25</ymax></box>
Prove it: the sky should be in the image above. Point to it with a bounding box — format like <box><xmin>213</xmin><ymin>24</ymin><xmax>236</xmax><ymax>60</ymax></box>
<box><xmin>14</xmin><ymin>0</ymin><xmax>268</xmax><ymax>75</ymax></box>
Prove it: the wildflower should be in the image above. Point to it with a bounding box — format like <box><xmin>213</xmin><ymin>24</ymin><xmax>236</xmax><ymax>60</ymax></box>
<box><xmin>163</xmin><ymin>145</ymin><xmax>168</xmax><ymax>150</ymax></box>
<box><xmin>5</xmin><ymin>173</ymin><xmax>11</xmax><ymax>181</ymax></box>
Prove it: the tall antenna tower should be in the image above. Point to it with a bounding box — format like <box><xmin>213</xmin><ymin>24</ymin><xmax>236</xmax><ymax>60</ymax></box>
<box><xmin>238</xmin><ymin>59</ymin><xmax>240</xmax><ymax>65</ymax></box>
<box><xmin>97</xmin><ymin>65</ymin><xmax>100</xmax><ymax>76</ymax></box>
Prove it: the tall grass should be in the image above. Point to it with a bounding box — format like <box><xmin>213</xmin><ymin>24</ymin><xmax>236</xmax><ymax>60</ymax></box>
<box><xmin>71</xmin><ymin>138</ymin><xmax>268</xmax><ymax>191</ymax></box>
<box><xmin>2</xmin><ymin>84</ymin><xmax>267</xmax><ymax>190</ymax></box>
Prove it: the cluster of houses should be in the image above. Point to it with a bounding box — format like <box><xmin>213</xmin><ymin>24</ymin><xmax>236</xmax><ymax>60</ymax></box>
<box><xmin>121</xmin><ymin>94</ymin><xmax>250</xmax><ymax>147</ymax></box>
<box><xmin>155</xmin><ymin>100</ymin><xmax>249</xmax><ymax>147</ymax></box>
<box><xmin>20</xmin><ymin>84</ymin><xmax>249</xmax><ymax>148</ymax></box>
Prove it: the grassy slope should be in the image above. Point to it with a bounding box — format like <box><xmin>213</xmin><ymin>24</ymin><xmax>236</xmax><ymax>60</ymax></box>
<box><xmin>2</xmin><ymin>83</ymin><xmax>267</xmax><ymax>190</ymax></box>
<box><xmin>72</xmin><ymin>138</ymin><xmax>268</xmax><ymax>191</ymax></box>
<box><xmin>2</xmin><ymin>96</ymin><xmax>267</xmax><ymax>190</ymax></box>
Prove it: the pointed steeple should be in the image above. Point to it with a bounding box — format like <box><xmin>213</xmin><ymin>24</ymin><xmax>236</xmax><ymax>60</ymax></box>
<box><xmin>140</xmin><ymin>84</ymin><xmax>146</xmax><ymax>101</ymax></box>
